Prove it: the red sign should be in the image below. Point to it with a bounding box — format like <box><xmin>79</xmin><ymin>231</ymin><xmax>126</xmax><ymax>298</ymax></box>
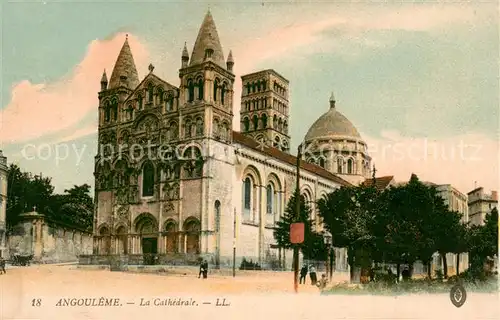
<box><xmin>290</xmin><ymin>223</ymin><xmax>305</xmax><ymax>244</ymax></box>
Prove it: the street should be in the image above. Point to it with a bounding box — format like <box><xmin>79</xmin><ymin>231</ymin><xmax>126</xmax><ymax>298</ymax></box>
<box><xmin>0</xmin><ymin>265</ymin><xmax>498</xmax><ymax>320</ymax></box>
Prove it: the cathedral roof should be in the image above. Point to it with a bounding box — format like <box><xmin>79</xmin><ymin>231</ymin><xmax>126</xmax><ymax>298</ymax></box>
<box><xmin>304</xmin><ymin>94</ymin><xmax>361</xmax><ymax>142</ymax></box>
<box><xmin>232</xmin><ymin>131</ymin><xmax>352</xmax><ymax>187</ymax></box>
<box><xmin>108</xmin><ymin>37</ymin><xmax>140</xmax><ymax>90</ymax></box>
<box><xmin>189</xmin><ymin>11</ymin><xmax>226</xmax><ymax>68</ymax></box>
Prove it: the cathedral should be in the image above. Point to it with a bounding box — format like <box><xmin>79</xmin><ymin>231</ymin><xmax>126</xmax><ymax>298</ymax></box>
<box><xmin>93</xmin><ymin>11</ymin><xmax>372</xmax><ymax>269</ymax></box>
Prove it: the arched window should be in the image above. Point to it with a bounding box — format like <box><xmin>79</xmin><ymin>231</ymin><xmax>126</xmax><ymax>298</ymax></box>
<box><xmin>195</xmin><ymin>117</ymin><xmax>203</xmax><ymax>136</ymax></box>
<box><xmin>266</xmin><ymin>184</ymin><xmax>274</xmax><ymax>214</ymax></box>
<box><xmin>262</xmin><ymin>114</ymin><xmax>268</xmax><ymax>128</ymax></box>
<box><xmin>215</xmin><ymin>200</ymin><xmax>221</xmax><ymax>232</ymax></box>
<box><xmin>148</xmin><ymin>83</ymin><xmax>154</xmax><ymax>102</ymax></box>
<box><xmin>188</xmin><ymin>80</ymin><xmax>194</xmax><ymax>102</ymax></box>
<box><xmin>221</xmin><ymin>84</ymin><xmax>226</xmax><ymax>105</ymax></box>
<box><xmin>185</xmin><ymin>119</ymin><xmax>192</xmax><ymax>138</ymax></box>
<box><xmin>243</xmin><ymin>117</ymin><xmax>250</xmax><ymax>132</ymax></box>
<box><xmin>253</xmin><ymin>115</ymin><xmax>259</xmax><ymax>130</ymax></box>
<box><xmin>111</xmin><ymin>99</ymin><xmax>118</xmax><ymax>121</ymax></box>
<box><xmin>158</xmin><ymin>89</ymin><xmax>164</xmax><ymax>104</ymax></box>
<box><xmin>347</xmin><ymin>159</ymin><xmax>353</xmax><ymax>174</ymax></box>
<box><xmin>243</xmin><ymin>177</ymin><xmax>252</xmax><ymax>219</ymax></box>
<box><xmin>166</xmin><ymin>96</ymin><xmax>173</xmax><ymax>111</ymax></box>
<box><xmin>197</xmin><ymin>78</ymin><xmax>204</xmax><ymax>100</ymax></box>
<box><xmin>273</xmin><ymin>115</ymin><xmax>277</xmax><ymax>129</ymax></box>
<box><xmin>337</xmin><ymin>159</ymin><xmax>343</xmax><ymax>174</ymax></box>
<box><xmin>138</xmin><ymin>95</ymin><xmax>143</xmax><ymax>110</ymax></box>
<box><xmin>104</xmin><ymin>102</ymin><xmax>111</xmax><ymax>122</ymax></box>
<box><xmin>319</xmin><ymin>158</ymin><xmax>325</xmax><ymax>168</ymax></box>
<box><xmin>213</xmin><ymin>79</ymin><xmax>218</xmax><ymax>101</ymax></box>
<box><xmin>142</xmin><ymin>162</ymin><xmax>155</xmax><ymax>197</ymax></box>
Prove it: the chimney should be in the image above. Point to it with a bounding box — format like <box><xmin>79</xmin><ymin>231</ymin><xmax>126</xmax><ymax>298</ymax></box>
<box><xmin>492</xmin><ymin>191</ymin><xmax>498</xmax><ymax>201</ymax></box>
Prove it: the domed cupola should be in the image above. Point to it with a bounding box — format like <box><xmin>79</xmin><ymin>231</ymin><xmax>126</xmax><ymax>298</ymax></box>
<box><xmin>302</xmin><ymin>92</ymin><xmax>372</xmax><ymax>185</ymax></box>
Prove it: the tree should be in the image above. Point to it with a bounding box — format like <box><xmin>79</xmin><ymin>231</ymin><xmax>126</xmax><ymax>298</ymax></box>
<box><xmin>318</xmin><ymin>184</ymin><xmax>378</xmax><ymax>281</ymax></box>
<box><xmin>6</xmin><ymin>164</ymin><xmax>54</xmax><ymax>228</ymax></box>
<box><xmin>273</xmin><ymin>191</ymin><xmax>326</xmax><ymax>261</ymax></box>
<box><xmin>48</xmin><ymin>184</ymin><xmax>94</xmax><ymax>230</ymax></box>
<box><xmin>469</xmin><ymin>207</ymin><xmax>498</xmax><ymax>275</ymax></box>
<box><xmin>6</xmin><ymin>165</ymin><xmax>94</xmax><ymax>231</ymax></box>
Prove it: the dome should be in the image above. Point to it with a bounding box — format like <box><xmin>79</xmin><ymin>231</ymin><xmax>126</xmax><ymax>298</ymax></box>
<box><xmin>304</xmin><ymin>94</ymin><xmax>361</xmax><ymax>142</ymax></box>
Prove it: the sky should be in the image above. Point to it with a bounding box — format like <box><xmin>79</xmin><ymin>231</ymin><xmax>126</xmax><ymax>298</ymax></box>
<box><xmin>0</xmin><ymin>0</ymin><xmax>498</xmax><ymax>196</ymax></box>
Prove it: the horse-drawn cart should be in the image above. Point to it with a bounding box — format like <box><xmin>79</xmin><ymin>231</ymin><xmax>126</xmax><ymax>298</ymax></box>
<box><xmin>11</xmin><ymin>254</ymin><xmax>34</xmax><ymax>266</ymax></box>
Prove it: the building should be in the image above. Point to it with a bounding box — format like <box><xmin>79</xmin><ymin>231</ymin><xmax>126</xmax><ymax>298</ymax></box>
<box><xmin>90</xmin><ymin>11</ymin><xmax>371</xmax><ymax>269</ymax></box>
<box><xmin>467</xmin><ymin>187</ymin><xmax>498</xmax><ymax>226</ymax></box>
<box><xmin>433</xmin><ymin>184</ymin><xmax>469</xmax><ymax>275</ymax></box>
<box><xmin>0</xmin><ymin>150</ymin><xmax>7</xmax><ymax>258</ymax></box>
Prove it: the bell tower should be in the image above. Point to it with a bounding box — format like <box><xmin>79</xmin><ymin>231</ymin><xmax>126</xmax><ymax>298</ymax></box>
<box><xmin>178</xmin><ymin>10</ymin><xmax>235</xmax><ymax>145</ymax></box>
<box><xmin>240</xmin><ymin>69</ymin><xmax>290</xmax><ymax>153</ymax></box>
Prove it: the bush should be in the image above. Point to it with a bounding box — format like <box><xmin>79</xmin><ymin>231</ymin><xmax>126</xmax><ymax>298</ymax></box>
<box><xmin>239</xmin><ymin>257</ymin><xmax>262</xmax><ymax>270</ymax></box>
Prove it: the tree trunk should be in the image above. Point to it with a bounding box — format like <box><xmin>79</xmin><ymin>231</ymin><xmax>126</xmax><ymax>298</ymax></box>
<box><xmin>408</xmin><ymin>261</ymin><xmax>414</xmax><ymax>279</ymax></box>
<box><xmin>396</xmin><ymin>263</ymin><xmax>401</xmax><ymax>283</ymax></box>
<box><xmin>441</xmin><ymin>252</ymin><xmax>448</xmax><ymax>279</ymax></box>
<box><xmin>427</xmin><ymin>261</ymin><xmax>432</xmax><ymax>279</ymax></box>
<box><xmin>456</xmin><ymin>253</ymin><xmax>460</xmax><ymax>276</ymax></box>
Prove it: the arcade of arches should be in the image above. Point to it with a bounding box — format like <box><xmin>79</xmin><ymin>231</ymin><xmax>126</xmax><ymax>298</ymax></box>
<box><xmin>95</xmin><ymin>214</ymin><xmax>201</xmax><ymax>258</ymax></box>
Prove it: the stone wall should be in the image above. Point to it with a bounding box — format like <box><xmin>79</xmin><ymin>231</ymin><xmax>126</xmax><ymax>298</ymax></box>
<box><xmin>7</xmin><ymin>212</ymin><xmax>93</xmax><ymax>263</ymax></box>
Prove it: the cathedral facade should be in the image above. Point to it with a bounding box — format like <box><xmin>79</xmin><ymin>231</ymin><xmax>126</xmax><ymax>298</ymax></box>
<box><xmin>93</xmin><ymin>11</ymin><xmax>371</xmax><ymax>269</ymax></box>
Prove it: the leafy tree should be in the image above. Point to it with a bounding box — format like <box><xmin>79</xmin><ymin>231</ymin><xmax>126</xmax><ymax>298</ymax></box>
<box><xmin>318</xmin><ymin>184</ymin><xmax>378</xmax><ymax>281</ymax></box>
<box><xmin>469</xmin><ymin>207</ymin><xmax>498</xmax><ymax>275</ymax></box>
<box><xmin>273</xmin><ymin>191</ymin><xmax>326</xmax><ymax>261</ymax></box>
<box><xmin>6</xmin><ymin>165</ymin><xmax>94</xmax><ymax>231</ymax></box>
<box><xmin>6</xmin><ymin>164</ymin><xmax>54</xmax><ymax>228</ymax></box>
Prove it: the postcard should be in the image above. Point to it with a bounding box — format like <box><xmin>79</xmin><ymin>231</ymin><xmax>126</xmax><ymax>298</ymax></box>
<box><xmin>0</xmin><ymin>1</ymin><xmax>498</xmax><ymax>319</ymax></box>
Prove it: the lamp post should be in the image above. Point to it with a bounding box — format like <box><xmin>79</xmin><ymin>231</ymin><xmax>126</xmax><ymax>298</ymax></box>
<box><xmin>323</xmin><ymin>231</ymin><xmax>332</xmax><ymax>281</ymax></box>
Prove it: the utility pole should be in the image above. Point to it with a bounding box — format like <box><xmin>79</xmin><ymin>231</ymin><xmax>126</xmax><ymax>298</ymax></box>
<box><xmin>233</xmin><ymin>208</ymin><xmax>236</xmax><ymax>277</ymax></box>
<box><xmin>293</xmin><ymin>145</ymin><xmax>302</xmax><ymax>293</ymax></box>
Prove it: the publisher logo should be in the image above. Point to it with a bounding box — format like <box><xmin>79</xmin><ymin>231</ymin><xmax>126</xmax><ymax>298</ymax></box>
<box><xmin>449</xmin><ymin>284</ymin><xmax>467</xmax><ymax>308</ymax></box>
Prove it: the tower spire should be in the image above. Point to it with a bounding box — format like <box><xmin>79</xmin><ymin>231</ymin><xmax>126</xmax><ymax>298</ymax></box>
<box><xmin>189</xmin><ymin>11</ymin><xmax>226</xmax><ymax>68</ymax></box>
<box><xmin>226</xmin><ymin>50</ymin><xmax>234</xmax><ymax>72</ymax></box>
<box><xmin>100</xmin><ymin>69</ymin><xmax>108</xmax><ymax>91</ymax></box>
<box><xmin>108</xmin><ymin>35</ymin><xmax>139</xmax><ymax>90</ymax></box>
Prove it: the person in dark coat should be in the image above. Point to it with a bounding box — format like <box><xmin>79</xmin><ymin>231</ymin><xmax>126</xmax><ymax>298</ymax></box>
<box><xmin>299</xmin><ymin>265</ymin><xmax>308</xmax><ymax>284</ymax></box>
<box><xmin>309</xmin><ymin>265</ymin><xmax>317</xmax><ymax>285</ymax></box>
<box><xmin>0</xmin><ymin>256</ymin><xmax>6</xmax><ymax>274</ymax></box>
<box><xmin>201</xmin><ymin>260</ymin><xmax>208</xmax><ymax>279</ymax></box>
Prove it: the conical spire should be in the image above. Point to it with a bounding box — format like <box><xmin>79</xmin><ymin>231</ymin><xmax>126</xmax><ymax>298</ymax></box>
<box><xmin>101</xmin><ymin>69</ymin><xmax>108</xmax><ymax>83</ymax></box>
<box><xmin>329</xmin><ymin>92</ymin><xmax>336</xmax><ymax>109</ymax></box>
<box><xmin>182</xmin><ymin>42</ymin><xmax>189</xmax><ymax>60</ymax></box>
<box><xmin>189</xmin><ymin>11</ymin><xmax>226</xmax><ymax>68</ymax></box>
<box><xmin>226</xmin><ymin>50</ymin><xmax>234</xmax><ymax>72</ymax></box>
<box><xmin>108</xmin><ymin>35</ymin><xmax>139</xmax><ymax>90</ymax></box>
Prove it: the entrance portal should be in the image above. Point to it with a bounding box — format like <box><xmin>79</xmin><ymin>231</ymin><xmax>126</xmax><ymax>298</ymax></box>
<box><xmin>142</xmin><ymin>237</ymin><xmax>157</xmax><ymax>265</ymax></box>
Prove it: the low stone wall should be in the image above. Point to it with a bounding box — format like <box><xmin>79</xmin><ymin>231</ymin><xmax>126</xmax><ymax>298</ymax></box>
<box><xmin>7</xmin><ymin>212</ymin><xmax>92</xmax><ymax>263</ymax></box>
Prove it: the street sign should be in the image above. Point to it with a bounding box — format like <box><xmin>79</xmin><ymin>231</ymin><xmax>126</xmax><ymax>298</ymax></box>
<box><xmin>290</xmin><ymin>223</ymin><xmax>304</xmax><ymax>244</ymax></box>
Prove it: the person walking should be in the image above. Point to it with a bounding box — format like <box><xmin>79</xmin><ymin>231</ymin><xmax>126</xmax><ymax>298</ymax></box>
<box><xmin>0</xmin><ymin>256</ymin><xmax>6</xmax><ymax>274</ymax></box>
<box><xmin>201</xmin><ymin>260</ymin><xmax>208</xmax><ymax>279</ymax></box>
<box><xmin>309</xmin><ymin>265</ymin><xmax>317</xmax><ymax>285</ymax></box>
<box><xmin>299</xmin><ymin>265</ymin><xmax>308</xmax><ymax>284</ymax></box>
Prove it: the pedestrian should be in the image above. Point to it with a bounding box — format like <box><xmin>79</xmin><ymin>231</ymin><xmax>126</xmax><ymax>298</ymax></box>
<box><xmin>0</xmin><ymin>256</ymin><xmax>6</xmax><ymax>274</ymax></box>
<box><xmin>300</xmin><ymin>265</ymin><xmax>308</xmax><ymax>284</ymax></box>
<box><xmin>202</xmin><ymin>260</ymin><xmax>208</xmax><ymax>279</ymax></box>
<box><xmin>309</xmin><ymin>265</ymin><xmax>317</xmax><ymax>285</ymax></box>
<box><xmin>198</xmin><ymin>260</ymin><xmax>204</xmax><ymax>278</ymax></box>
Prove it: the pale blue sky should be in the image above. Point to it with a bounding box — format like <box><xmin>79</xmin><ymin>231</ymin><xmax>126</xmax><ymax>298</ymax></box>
<box><xmin>0</xmin><ymin>1</ymin><xmax>498</xmax><ymax>194</ymax></box>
